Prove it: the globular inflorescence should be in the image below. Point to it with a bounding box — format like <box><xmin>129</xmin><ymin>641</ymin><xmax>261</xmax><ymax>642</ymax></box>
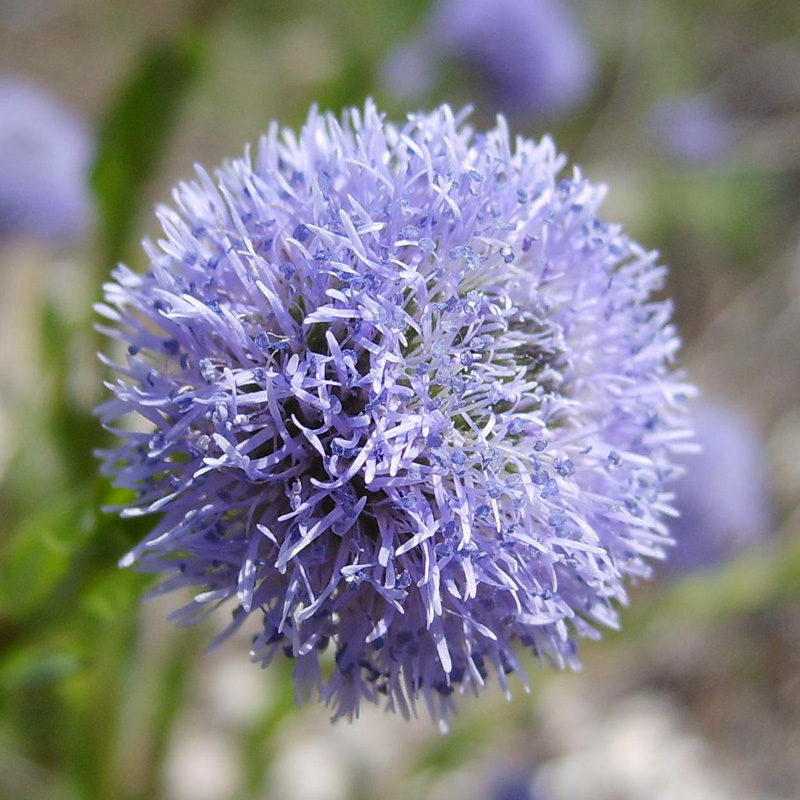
<box><xmin>97</xmin><ymin>102</ymin><xmax>691</xmax><ymax>729</ymax></box>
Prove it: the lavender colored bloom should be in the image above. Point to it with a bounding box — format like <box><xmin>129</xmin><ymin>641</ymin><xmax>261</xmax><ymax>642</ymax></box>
<box><xmin>649</xmin><ymin>94</ymin><xmax>736</xmax><ymax>164</ymax></box>
<box><xmin>666</xmin><ymin>403</ymin><xmax>770</xmax><ymax>573</ymax></box>
<box><xmin>488</xmin><ymin>767</ymin><xmax>538</xmax><ymax>800</ymax></box>
<box><xmin>382</xmin><ymin>0</ymin><xmax>595</xmax><ymax>118</ymax></box>
<box><xmin>97</xmin><ymin>102</ymin><xmax>690</xmax><ymax>729</ymax></box>
<box><xmin>0</xmin><ymin>76</ymin><xmax>93</xmax><ymax>244</ymax></box>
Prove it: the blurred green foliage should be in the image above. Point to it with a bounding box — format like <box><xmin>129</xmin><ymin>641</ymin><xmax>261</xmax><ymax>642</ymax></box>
<box><xmin>92</xmin><ymin>38</ymin><xmax>206</xmax><ymax>269</ymax></box>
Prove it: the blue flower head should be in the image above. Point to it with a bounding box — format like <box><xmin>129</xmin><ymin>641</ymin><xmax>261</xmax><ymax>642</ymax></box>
<box><xmin>383</xmin><ymin>0</ymin><xmax>595</xmax><ymax>119</ymax></box>
<box><xmin>0</xmin><ymin>76</ymin><xmax>93</xmax><ymax>244</ymax></box>
<box><xmin>97</xmin><ymin>102</ymin><xmax>691</xmax><ymax>730</ymax></box>
<box><xmin>666</xmin><ymin>402</ymin><xmax>770</xmax><ymax>574</ymax></box>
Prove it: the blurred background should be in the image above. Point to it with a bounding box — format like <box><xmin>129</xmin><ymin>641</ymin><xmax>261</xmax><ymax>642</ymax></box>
<box><xmin>0</xmin><ymin>0</ymin><xmax>799</xmax><ymax>798</ymax></box>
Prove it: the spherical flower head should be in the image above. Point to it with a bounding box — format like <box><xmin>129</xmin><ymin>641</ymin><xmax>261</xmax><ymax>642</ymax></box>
<box><xmin>0</xmin><ymin>76</ymin><xmax>93</xmax><ymax>244</ymax></box>
<box><xmin>97</xmin><ymin>102</ymin><xmax>691</xmax><ymax>729</ymax></box>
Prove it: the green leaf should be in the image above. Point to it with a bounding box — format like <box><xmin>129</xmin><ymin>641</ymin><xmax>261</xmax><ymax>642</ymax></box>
<box><xmin>0</xmin><ymin>642</ymin><xmax>80</xmax><ymax>696</ymax></box>
<box><xmin>0</xmin><ymin>485</ymin><xmax>148</xmax><ymax>630</ymax></box>
<box><xmin>0</xmin><ymin>494</ymin><xmax>93</xmax><ymax>623</ymax></box>
<box><xmin>91</xmin><ymin>34</ymin><xmax>206</xmax><ymax>268</ymax></box>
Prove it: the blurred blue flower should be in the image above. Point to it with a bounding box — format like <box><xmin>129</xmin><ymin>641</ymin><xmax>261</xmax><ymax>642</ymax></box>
<box><xmin>98</xmin><ymin>102</ymin><xmax>690</xmax><ymax>728</ymax></box>
<box><xmin>649</xmin><ymin>94</ymin><xmax>736</xmax><ymax>164</ymax></box>
<box><xmin>488</xmin><ymin>766</ymin><xmax>537</xmax><ymax>800</ymax></box>
<box><xmin>0</xmin><ymin>76</ymin><xmax>93</xmax><ymax>244</ymax></box>
<box><xmin>382</xmin><ymin>0</ymin><xmax>595</xmax><ymax>119</ymax></box>
<box><xmin>666</xmin><ymin>402</ymin><xmax>771</xmax><ymax>573</ymax></box>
